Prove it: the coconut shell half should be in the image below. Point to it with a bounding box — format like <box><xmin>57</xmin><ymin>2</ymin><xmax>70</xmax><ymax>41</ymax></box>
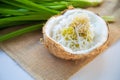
<box><xmin>43</xmin><ymin>8</ymin><xmax>109</xmax><ymax>60</ymax></box>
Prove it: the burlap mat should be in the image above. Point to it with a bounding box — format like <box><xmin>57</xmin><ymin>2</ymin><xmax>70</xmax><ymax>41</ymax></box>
<box><xmin>0</xmin><ymin>0</ymin><xmax>120</xmax><ymax>80</ymax></box>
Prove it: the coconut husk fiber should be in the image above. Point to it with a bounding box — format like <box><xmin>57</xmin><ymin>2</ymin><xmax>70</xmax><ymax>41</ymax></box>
<box><xmin>0</xmin><ymin>0</ymin><xmax>120</xmax><ymax>80</ymax></box>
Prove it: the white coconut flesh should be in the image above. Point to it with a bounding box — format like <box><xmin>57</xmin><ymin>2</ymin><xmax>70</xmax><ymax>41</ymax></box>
<box><xmin>45</xmin><ymin>9</ymin><xmax>108</xmax><ymax>54</ymax></box>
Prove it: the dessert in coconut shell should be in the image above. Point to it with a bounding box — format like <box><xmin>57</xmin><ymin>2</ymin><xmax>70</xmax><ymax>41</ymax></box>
<box><xmin>43</xmin><ymin>8</ymin><xmax>109</xmax><ymax>60</ymax></box>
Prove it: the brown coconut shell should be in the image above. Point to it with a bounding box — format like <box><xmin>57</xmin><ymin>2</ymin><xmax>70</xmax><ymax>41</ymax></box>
<box><xmin>43</xmin><ymin>9</ymin><xmax>109</xmax><ymax>60</ymax></box>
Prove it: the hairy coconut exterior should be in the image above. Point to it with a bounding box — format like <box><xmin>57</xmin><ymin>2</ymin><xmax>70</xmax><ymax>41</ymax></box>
<box><xmin>43</xmin><ymin>10</ymin><xmax>109</xmax><ymax>60</ymax></box>
<box><xmin>43</xmin><ymin>32</ymin><xmax>109</xmax><ymax>60</ymax></box>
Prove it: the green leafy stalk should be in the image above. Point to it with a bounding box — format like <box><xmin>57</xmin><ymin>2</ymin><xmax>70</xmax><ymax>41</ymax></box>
<box><xmin>66</xmin><ymin>0</ymin><xmax>103</xmax><ymax>8</ymax></box>
<box><xmin>15</xmin><ymin>0</ymin><xmax>59</xmax><ymax>14</ymax></box>
<box><xmin>0</xmin><ymin>24</ymin><xmax>43</xmax><ymax>42</ymax></box>
<box><xmin>1</xmin><ymin>0</ymin><xmax>58</xmax><ymax>14</ymax></box>
<box><xmin>0</xmin><ymin>8</ymin><xmax>27</xmax><ymax>16</ymax></box>
<box><xmin>0</xmin><ymin>13</ymin><xmax>52</xmax><ymax>29</ymax></box>
<box><xmin>102</xmin><ymin>16</ymin><xmax>115</xmax><ymax>22</ymax></box>
<box><xmin>40</xmin><ymin>1</ymin><xmax>67</xmax><ymax>10</ymax></box>
<box><xmin>0</xmin><ymin>21</ymin><xmax>43</xmax><ymax>29</ymax></box>
<box><xmin>0</xmin><ymin>0</ymin><xmax>35</xmax><ymax>11</ymax></box>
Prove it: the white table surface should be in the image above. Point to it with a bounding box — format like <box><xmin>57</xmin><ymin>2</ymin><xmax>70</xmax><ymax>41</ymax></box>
<box><xmin>0</xmin><ymin>50</ymin><xmax>34</xmax><ymax>80</ymax></box>
<box><xmin>0</xmin><ymin>40</ymin><xmax>120</xmax><ymax>80</ymax></box>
